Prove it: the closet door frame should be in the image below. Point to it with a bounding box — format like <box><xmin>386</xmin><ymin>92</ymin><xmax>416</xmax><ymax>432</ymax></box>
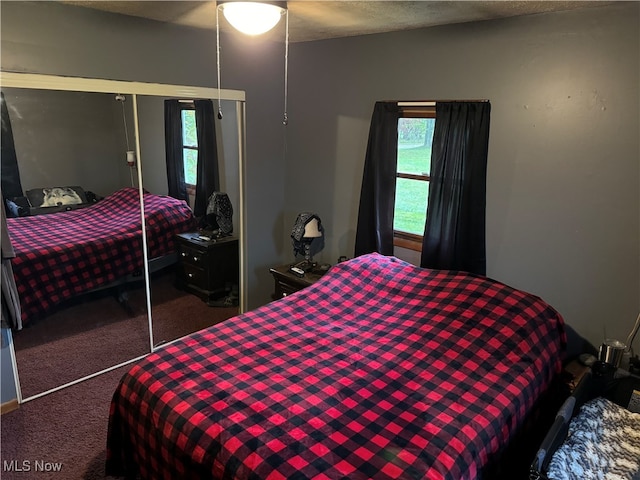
<box><xmin>0</xmin><ymin>71</ymin><xmax>247</xmax><ymax>404</ymax></box>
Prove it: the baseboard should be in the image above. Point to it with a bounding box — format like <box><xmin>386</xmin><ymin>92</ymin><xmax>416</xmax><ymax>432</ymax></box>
<box><xmin>1</xmin><ymin>399</ymin><xmax>19</xmax><ymax>415</ymax></box>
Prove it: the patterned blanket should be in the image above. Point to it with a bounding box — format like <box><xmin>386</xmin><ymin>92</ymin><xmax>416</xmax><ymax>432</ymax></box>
<box><xmin>107</xmin><ymin>253</ymin><xmax>566</xmax><ymax>480</ymax></box>
<box><xmin>7</xmin><ymin>187</ymin><xmax>195</xmax><ymax>325</ymax></box>
<box><xmin>547</xmin><ymin>397</ymin><xmax>640</xmax><ymax>480</ymax></box>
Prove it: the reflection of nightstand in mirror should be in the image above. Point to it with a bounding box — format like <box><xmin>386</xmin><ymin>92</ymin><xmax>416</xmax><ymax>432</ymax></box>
<box><xmin>269</xmin><ymin>264</ymin><xmax>329</xmax><ymax>300</ymax></box>
<box><xmin>175</xmin><ymin>233</ymin><xmax>238</xmax><ymax>304</ymax></box>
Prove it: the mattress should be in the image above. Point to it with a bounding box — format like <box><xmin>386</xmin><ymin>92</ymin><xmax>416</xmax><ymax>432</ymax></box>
<box><xmin>6</xmin><ymin>187</ymin><xmax>195</xmax><ymax>325</ymax></box>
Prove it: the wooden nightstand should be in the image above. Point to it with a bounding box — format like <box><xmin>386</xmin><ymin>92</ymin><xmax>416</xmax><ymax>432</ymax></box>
<box><xmin>564</xmin><ymin>359</ymin><xmax>591</xmax><ymax>393</ymax></box>
<box><xmin>269</xmin><ymin>264</ymin><xmax>329</xmax><ymax>300</ymax></box>
<box><xmin>175</xmin><ymin>233</ymin><xmax>239</xmax><ymax>303</ymax></box>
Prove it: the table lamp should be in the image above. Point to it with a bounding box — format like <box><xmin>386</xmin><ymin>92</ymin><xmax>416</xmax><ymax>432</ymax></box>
<box><xmin>291</xmin><ymin>213</ymin><xmax>324</xmax><ymax>272</ymax></box>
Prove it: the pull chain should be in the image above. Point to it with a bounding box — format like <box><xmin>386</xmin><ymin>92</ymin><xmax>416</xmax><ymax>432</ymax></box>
<box><xmin>120</xmin><ymin>98</ymin><xmax>130</xmax><ymax>150</ymax></box>
<box><xmin>283</xmin><ymin>9</ymin><xmax>289</xmax><ymax>126</ymax></box>
<box><xmin>216</xmin><ymin>4</ymin><xmax>223</xmax><ymax>120</ymax></box>
<box><xmin>217</xmin><ymin>2</ymin><xmax>288</xmax><ymax>124</ymax></box>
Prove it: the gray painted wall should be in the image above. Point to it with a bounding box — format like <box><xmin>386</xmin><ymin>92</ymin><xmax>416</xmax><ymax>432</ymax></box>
<box><xmin>0</xmin><ymin>1</ymin><xmax>286</xmax><ymax>312</ymax></box>
<box><xmin>0</xmin><ymin>2</ymin><xmax>638</xmax><ymax>403</ymax></box>
<box><xmin>3</xmin><ymin>88</ymin><xmax>131</xmax><ymax>195</ymax></box>
<box><xmin>283</xmin><ymin>3</ymin><xmax>639</xmax><ymax>347</ymax></box>
<box><xmin>1</xmin><ymin>1</ymin><xmax>287</xmax><ymax>402</ymax></box>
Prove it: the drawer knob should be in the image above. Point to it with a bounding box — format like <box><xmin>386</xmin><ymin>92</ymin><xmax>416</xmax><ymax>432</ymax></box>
<box><xmin>181</xmin><ymin>252</ymin><xmax>187</xmax><ymax>257</ymax></box>
<box><xmin>193</xmin><ymin>256</ymin><xmax>200</xmax><ymax>262</ymax></box>
<box><xmin>188</xmin><ymin>273</ymin><xmax>193</xmax><ymax>278</ymax></box>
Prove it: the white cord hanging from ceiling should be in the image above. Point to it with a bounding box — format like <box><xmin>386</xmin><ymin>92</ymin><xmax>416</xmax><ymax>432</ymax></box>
<box><xmin>115</xmin><ymin>94</ymin><xmax>136</xmax><ymax>187</ymax></box>
<box><xmin>216</xmin><ymin>2</ymin><xmax>289</xmax><ymax>125</ymax></box>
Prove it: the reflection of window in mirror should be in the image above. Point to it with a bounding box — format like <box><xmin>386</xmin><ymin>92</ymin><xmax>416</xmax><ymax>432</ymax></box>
<box><xmin>180</xmin><ymin>105</ymin><xmax>198</xmax><ymax>193</ymax></box>
<box><xmin>0</xmin><ymin>72</ymin><xmax>247</xmax><ymax>407</ymax></box>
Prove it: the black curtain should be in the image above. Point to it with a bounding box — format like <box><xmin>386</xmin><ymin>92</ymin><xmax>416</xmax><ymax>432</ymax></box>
<box><xmin>164</xmin><ymin>100</ymin><xmax>188</xmax><ymax>202</ymax></box>
<box><xmin>1</xmin><ymin>92</ymin><xmax>23</xmax><ymax>200</ymax></box>
<box><xmin>420</xmin><ymin>102</ymin><xmax>491</xmax><ymax>275</ymax></box>
<box><xmin>354</xmin><ymin>102</ymin><xmax>399</xmax><ymax>256</ymax></box>
<box><xmin>193</xmin><ymin>100</ymin><xmax>219</xmax><ymax>218</ymax></box>
<box><xmin>1</xmin><ymin>200</ymin><xmax>21</xmax><ymax>330</ymax></box>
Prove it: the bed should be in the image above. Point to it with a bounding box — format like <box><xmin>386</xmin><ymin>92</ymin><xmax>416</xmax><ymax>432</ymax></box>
<box><xmin>106</xmin><ymin>253</ymin><xmax>566</xmax><ymax>479</ymax></box>
<box><xmin>6</xmin><ymin>187</ymin><xmax>196</xmax><ymax>327</ymax></box>
<box><xmin>530</xmin><ymin>365</ymin><xmax>640</xmax><ymax>480</ymax></box>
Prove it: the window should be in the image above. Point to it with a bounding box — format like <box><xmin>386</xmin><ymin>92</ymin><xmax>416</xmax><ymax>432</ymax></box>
<box><xmin>394</xmin><ymin>106</ymin><xmax>436</xmax><ymax>251</ymax></box>
<box><xmin>181</xmin><ymin>107</ymin><xmax>198</xmax><ymax>187</ymax></box>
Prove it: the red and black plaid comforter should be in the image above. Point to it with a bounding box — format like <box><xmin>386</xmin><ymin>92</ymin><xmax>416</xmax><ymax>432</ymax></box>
<box><xmin>106</xmin><ymin>253</ymin><xmax>565</xmax><ymax>480</ymax></box>
<box><xmin>7</xmin><ymin>187</ymin><xmax>195</xmax><ymax>325</ymax></box>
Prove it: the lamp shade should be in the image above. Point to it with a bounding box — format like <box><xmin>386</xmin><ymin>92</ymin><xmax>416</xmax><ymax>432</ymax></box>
<box><xmin>291</xmin><ymin>213</ymin><xmax>324</xmax><ymax>259</ymax></box>
<box><xmin>221</xmin><ymin>2</ymin><xmax>285</xmax><ymax>35</ymax></box>
<box><xmin>303</xmin><ymin>218</ymin><xmax>322</xmax><ymax>238</ymax></box>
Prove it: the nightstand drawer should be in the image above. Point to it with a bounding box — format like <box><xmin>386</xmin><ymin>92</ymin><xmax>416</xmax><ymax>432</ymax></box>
<box><xmin>177</xmin><ymin>244</ymin><xmax>208</xmax><ymax>267</ymax></box>
<box><xmin>178</xmin><ymin>263</ymin><xmax>207</xmax><ymax>289</ymax></box>
<box><xmin>175</xmin><ymin>233</ymin><xmax>239</xmax><ymax>303</ymax></box>
<box><xmin>269</xmin><ymin>264</ymin><xmax>329</xmax><ymax>300</ymax></box>
<box><xmin>276</xmin><ymin>280</ymin><xmax>300</xmax><ymax>298</ymax></box>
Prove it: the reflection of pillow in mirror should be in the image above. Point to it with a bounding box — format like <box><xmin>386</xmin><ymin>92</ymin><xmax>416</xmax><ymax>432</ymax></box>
<box><xmin>5</xmin><ymin>199</ymin><xmax>21</xmax><ymax>218</ymax></box>
<box><xmin>26</xmin><ymin>186</ymin><xmax>88</xmax><ymax>208</ymax></box>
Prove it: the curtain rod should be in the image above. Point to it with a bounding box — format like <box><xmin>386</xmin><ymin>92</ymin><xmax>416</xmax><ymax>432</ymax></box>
<box><xmin>397</xmin><ymin>100</ymin><xmax>489</xmax><ymax>106</ymax></box>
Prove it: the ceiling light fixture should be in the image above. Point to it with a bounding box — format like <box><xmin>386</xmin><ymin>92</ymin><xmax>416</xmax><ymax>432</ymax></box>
<box><xmin>216</xmin><ymin>1</ymin><xmax>290</xmax><ymax>125</ymax></box>
<box><xmin>220</xmin><ymin>1</ymin><xmax>286</xmax><ymax>36</ymax></box>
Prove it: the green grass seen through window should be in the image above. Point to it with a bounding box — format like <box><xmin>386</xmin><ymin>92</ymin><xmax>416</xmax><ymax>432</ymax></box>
<box><xmin>394</xmin><ymin>143</ymin><xmax>431</xmax><ymax>235</ymax></box>
<box><xmin>181</xmin><ymin>110</ymin><xmax>198</xmax><ymax>185</ymax></box>
<box><xmin>397</xmin><ymin>143</ymin><xmax>431</xmax><ymax>175</ymax></box>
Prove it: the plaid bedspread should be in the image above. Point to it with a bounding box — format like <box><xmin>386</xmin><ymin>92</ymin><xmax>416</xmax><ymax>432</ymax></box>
<box><xmin>7</xmin><ymin>187</ymin><xmax>195</xmax><ymax>325</ymax></box>
<box><xmin>106</xmin><ymin>253</ymin><xmax>566</xmax><ymax>480</ymax></box>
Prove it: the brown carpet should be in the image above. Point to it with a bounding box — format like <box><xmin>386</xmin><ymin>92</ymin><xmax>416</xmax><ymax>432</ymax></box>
<box><xmin>2</xmin><ymin>269</ymin><xmax>237</xmax><ymax>479</ymax></box>
<box><xmin>1</xmin><ymin>366</ymin><xmax>130</xmax><ymax>480</ymax></box>
<box><xmin>13</xmin><ymin>268</ymin><xmax>237</xmax><ymax>399</ymax></box>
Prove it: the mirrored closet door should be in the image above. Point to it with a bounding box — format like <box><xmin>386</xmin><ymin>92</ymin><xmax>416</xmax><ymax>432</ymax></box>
<box><xmin>0</xmin><ymin>72</ymin><xmax>246</xmax><ymax>402</ymax></box>
<box><xmin>138</xmin><ymin>96</ymin><xmax>245</xmax><ymax>348</ymax></box>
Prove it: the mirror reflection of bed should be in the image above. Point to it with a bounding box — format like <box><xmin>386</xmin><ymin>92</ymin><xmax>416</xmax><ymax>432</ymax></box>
<box><xmin>1</xmin><ymin>79</ymin><xmax>244</xmax><ymax>401</ymax></box>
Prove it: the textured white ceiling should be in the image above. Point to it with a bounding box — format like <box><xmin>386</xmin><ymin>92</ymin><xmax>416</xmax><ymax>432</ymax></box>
<box><xmin>61</xmin><ymin>1</ymin><xmax>609</xmax><ymax>42</ymax></box>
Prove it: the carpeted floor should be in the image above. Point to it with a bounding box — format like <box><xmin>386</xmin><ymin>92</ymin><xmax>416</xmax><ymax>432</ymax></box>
<box><xmin>13</xmin><ymin>268</ymin><xmax>237</xmax><ymax>399</ymax></box>
<box><xmin>2</xmin><ymin>269</ymin><xmax>237</xmax><ymax>479</ymax></box>
<box><xmin>1</xmin><ymin>365</ymin><xmax>129</xmax><ymax>480</ymax></box>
